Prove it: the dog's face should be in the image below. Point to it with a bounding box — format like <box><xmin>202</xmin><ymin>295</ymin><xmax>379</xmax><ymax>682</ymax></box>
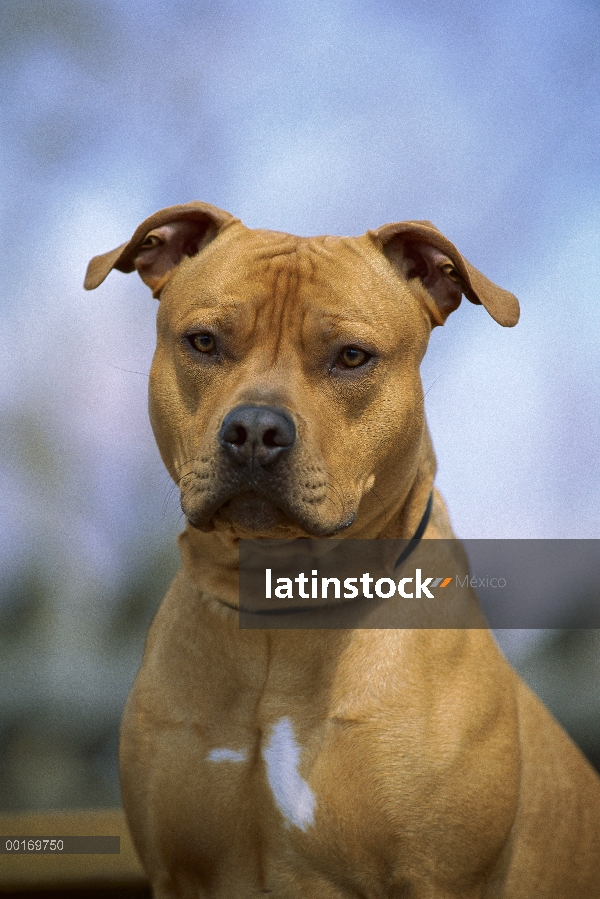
<box><xmin>149</xmin><ymin>227</ymin><xmax>432</xmax><ymax>539</ymax></box>
<box><xmin>85</xmin><ymin>202</ymin><xmax>519</xmax><ymax>540</ymax></box>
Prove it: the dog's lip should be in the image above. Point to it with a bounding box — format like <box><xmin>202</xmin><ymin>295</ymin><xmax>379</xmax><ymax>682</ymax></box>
<box><xmin>185</xmin><ymin>487</ymin><xmax>357</xmax><ymax>538</ymax></box>
<box><xmin>184</xmin><ymin>487</ymin><xmax>276</xmax><ymax>530</ymax></box>
<box><xmin>216</xmin><ymin>493</ymin><xmax>289</xmax><ymax>533</ymax></box>
<box><xmin>185</xmin><ymin>487</ymin><xmax>287</xmax><ymax>530</ymax></box>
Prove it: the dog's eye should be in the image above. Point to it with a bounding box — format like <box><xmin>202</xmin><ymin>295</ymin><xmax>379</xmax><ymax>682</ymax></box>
<box><xmin>337</xmin><ymin>347</ymin><xmax>369</xmax><ymax>368</ymax></box>
<box><xmin>190</xmin><ymin>333</ymin><xmax>216</xmax><ymax>353</ymax></box>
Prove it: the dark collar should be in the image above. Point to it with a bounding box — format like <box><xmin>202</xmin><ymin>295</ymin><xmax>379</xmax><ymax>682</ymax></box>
<box><xmin>392</xmin><ymin>489</ymin><xmax>433</xmax><ymax>568</ymax></box>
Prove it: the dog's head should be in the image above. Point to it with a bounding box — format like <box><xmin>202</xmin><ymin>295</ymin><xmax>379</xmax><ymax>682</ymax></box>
<box><xmin>86</xmin><ymin>202</ymin><xmax>518</xmax><ymax>541</ymax></box>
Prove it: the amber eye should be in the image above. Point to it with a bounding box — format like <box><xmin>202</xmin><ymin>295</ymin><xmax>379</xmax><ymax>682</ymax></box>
<box><xmin>337</xmin><ymin>346</ymin><xmax>368</xmax><ymax>368</ymax></box>
<box><xmin>190</xmin><ymin>333</ymin><xmax>216</xmax><ymax>353</ymax></box>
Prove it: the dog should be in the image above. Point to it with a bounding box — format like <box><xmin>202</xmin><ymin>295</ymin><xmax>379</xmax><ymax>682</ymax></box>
<box><xmin>86</xmin><ymin>202</ymin><xmax>600</xmax><ymax>897</ymax></box>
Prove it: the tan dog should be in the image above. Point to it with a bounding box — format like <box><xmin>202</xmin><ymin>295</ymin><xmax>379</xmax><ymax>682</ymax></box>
<box><xmin>86</xmin><ymin>202</ymin><xmax>600</xmax><ymax>898</ymax></box>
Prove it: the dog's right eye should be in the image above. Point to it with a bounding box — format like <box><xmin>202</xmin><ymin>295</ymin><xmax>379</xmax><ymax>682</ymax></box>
<box><xmin>336</xmin><ymin>347</ymin><xmax>370</xmax><ymax>368</ymax></box>
<box><xmin>189</xmin><ymin>333</ymin><xmax>216</xmax><ymax>353</ymax></box>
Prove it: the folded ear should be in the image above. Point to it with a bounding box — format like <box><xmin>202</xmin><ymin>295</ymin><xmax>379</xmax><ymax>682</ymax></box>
<box><xmin>369</xmin><ymin>220</ymin><xmax>519</xmax><ymax>327</ymax></box>
<box><xmin>84</xmin><ymin>202</ymin><xmax>238</xmax><ymax>298</ymax></box>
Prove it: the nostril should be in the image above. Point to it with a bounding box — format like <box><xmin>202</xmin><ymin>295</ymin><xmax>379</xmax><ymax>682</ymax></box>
<box><xmin>263</xmin><ymin>429</ymin><xmax>277</xmax><ymax>447</ymax></box>
<box><xmin>232</xmin><ymin>425</ymin><xmax>247</xmax><ymax>446</ymax></box>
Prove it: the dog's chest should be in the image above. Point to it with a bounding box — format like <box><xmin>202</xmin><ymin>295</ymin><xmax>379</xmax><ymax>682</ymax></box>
<box><xmin>120</xmin><ymin>598</ymin><xmax>521</xmax><ymax>897</ymax></box>
<box><xmin>121</xmin><ymin>626</ymin><xmax>396</xmax><ymax>896</ymax></box>
<box><xmin>125</xmin><ymin>704</ymin><xmax>383</xmax><ymax>897</ymax></box>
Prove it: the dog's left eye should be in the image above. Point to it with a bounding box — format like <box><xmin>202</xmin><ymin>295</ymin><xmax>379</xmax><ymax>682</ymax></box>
<box><xmin>336</xmin><ymin>347</ymin><xmax>369</xmax><ymax>368</ymax></box>
<box><xmin>189</xmin><ymin>333</ymin><xmax>216</xmax><ymax>353</ymax></box>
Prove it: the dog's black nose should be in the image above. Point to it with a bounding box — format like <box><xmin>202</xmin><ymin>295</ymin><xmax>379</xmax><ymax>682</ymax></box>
<box><xmin>219</xmin><ymin>405</ymin><xmax>296</xmax><ymax>468</ymax></box>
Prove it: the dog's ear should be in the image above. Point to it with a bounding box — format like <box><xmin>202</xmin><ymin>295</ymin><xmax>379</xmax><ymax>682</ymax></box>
<box><xmin>84</xmin><ymin>202</ymin><xmax>238</xmax><ymax>298</ymax></box>
<box><xmin>370</xmin><ymin>221</ymin><xmax>519</xmax><ymax>327</ymax></box>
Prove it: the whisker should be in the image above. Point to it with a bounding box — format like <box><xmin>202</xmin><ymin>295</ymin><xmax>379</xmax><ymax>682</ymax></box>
<box><xmin>369</xmin><ymin>488</ymin><xmax>388</xmax><ymax>525</ymax></box>
<box><xmin>324</xmin><ymin>475</ymin><xmax>346</xmax><ymax>515</ymax></box>
<box><xmin>161</xmin><ymin>481</ymin><xmax>181</xmax><ymax>519</ymax></box>
<box><xmin>161</xmin><ymin>458</ymin><xmax>200</xmax><ymax>521</ymax></box>
<box><xmin>173</xmin><ymin>458</ymin><xmax>199</xmax><ymax>487</ymax></box>
<box><xmin>424</xmin><ymin>375</ymin><xmax>441</xmax><ymax>398</ymax></box>
<box><xmin>106</xmin><ymin>362</ymin><xmax>149</xmax><ymax>378</ymax></box>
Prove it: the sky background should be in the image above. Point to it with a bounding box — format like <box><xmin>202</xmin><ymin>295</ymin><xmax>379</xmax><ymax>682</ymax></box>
<box><xmin>1</xmin><ymin>0</ymin><xmax>599</xmax><ymax>808</ymax></box>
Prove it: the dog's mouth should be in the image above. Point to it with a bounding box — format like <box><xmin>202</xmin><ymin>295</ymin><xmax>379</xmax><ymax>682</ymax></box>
<box><xmin>184</xmin><ymin>485</ymin><xmax>356</xmax><ymax>539</ymax></box>
<box><xmin>215</xmin><ymin>493</ymin><xmax>292</xmax><ymax>535</ymax></box>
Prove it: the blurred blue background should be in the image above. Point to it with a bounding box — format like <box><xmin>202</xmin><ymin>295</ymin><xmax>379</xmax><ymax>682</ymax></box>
<box><xmin>1</xmin><ymin>0</ymin><xmax>599</xmax><ymax>811</ymax></box>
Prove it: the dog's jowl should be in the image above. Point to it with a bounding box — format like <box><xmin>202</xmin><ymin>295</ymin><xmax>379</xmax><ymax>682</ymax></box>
<box><xmin>86</xmin><ymin>202</ymin><xmax>600</xmax><ymax>898</ymax></box>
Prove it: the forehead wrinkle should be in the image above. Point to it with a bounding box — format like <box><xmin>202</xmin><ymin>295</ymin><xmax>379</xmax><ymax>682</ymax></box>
<box><xmin>269</xmin><ymin>251</ymin><xmax>300</xmax><ymax>366</ymax></box>
<box><xmin>248</xmin><ymin>245</ymin><xmax>314</xmax><ymax>369</ymax></box>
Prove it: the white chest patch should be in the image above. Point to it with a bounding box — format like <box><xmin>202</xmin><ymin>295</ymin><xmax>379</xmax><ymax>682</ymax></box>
<box><xmin>262</xmin><ymin>716</ymin><xmax>316</xmax><ymax>831</ymax></box>
<box><xmin>207</xmin><ymin>747</ymin><xmax>247</xmax><ymax>763</ymax></box>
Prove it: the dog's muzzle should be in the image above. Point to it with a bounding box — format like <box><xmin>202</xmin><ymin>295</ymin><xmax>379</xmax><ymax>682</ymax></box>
<box><xmin>183</xmin><ymin>404</ymin><xmax>352</xmax><ymax>536</ymax></box>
